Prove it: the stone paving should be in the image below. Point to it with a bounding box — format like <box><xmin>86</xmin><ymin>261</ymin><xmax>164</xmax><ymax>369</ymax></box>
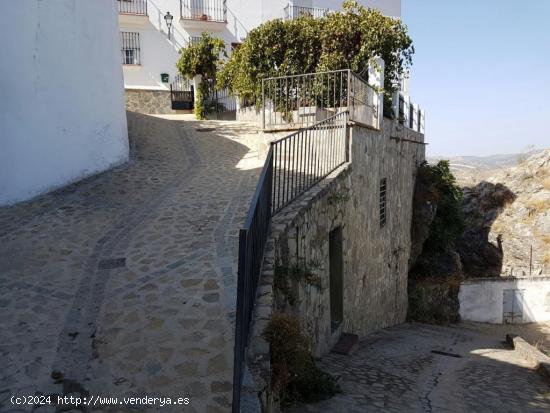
<box><xmin>287</xmin><ymin>323</ymin><xmax>550</xmax><ymax>413</ymax></box>
<box><xmin>0</xmin><ymin>113</ymin><xmax>264</xmax><ymax>412</ymax></box>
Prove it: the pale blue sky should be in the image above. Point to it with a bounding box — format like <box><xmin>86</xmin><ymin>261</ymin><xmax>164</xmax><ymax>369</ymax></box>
<box><xmin>402</xmin><ymin>0</ymin><xmax>550</xmax><ymax>156</ymax></box>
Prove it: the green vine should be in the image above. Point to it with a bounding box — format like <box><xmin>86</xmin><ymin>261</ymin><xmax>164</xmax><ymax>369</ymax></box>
<box><xmin>274</xmin><ymin>258</ymin><xmax>323</xmax><ymax>306</ymax></box>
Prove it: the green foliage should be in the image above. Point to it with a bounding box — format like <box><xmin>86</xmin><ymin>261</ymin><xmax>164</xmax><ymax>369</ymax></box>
<box><xmin>177</xmin><ymin>33</ymin><xmax>226</xmax><ymax>119</ymax></box>
<box><xmin>419</xmin><ymin>160</ymin><xmax>464</xmax><ymax>252</ymax></box>
<box><xmin>263</xmin><ymin>313</ymin><xmax>340</xmax><ymax>407</ymax></box>
<box><xmin>218</xmin><ymin>0</ymin><xmax>413</xmax><ymax>103</ymax></box>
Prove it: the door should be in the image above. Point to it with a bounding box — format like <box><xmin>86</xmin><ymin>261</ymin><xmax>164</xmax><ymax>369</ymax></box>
<box><xmin>329</xmin><ymin>227</ymin><xmax>343</xmax><ymax>332</ymax></box>
<box><xmin>503</xmin><ymin>289</ymin><xmax>524</xmax><ymax>324</ymax></box>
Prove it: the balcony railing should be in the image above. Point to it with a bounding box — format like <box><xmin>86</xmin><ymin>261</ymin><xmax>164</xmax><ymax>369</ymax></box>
<box><xmin>117</xmin><ymin>0</ymin><xmax>148</xmax><ymax>15</ymax></box>
<box><xmin>284</xmin><ymin>3</ymin><xmax>329</xmax><ymax>20</ymax></box>
<box><xmin>180</xmin><ymin>0</ymin><xmax>227</xmax><ymax>22</ymax></box>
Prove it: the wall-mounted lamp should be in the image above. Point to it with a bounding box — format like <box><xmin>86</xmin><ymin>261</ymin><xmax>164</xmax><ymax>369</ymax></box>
<box><xmin>164</xmin><ymin>11</ymin><xmax>173</xmax><ymax>40</ymax></box>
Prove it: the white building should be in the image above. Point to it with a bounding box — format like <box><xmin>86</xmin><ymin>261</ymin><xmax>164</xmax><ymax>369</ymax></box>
<box><xmin>0</xmin><ymin>0</ymin><xmax>129</xmax><ymax>206</ymax></box>
<box><xmin>118</xmin><ymin>0</ymin><xmax>402</xmax><ymax>114</ymax></box>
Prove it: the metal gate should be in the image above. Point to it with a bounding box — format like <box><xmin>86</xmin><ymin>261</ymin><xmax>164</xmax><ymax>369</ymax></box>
<box><xmin>503</xmin><ymin>289</ymin><xmax>524</xmax><ymax>324</ymax></box>
<box><xmin>170</xmin><ymin>75</ymin><xmax>194</xmax><ymax>110</ymax></box>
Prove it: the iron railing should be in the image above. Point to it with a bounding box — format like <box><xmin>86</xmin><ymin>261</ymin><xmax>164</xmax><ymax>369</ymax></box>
<box><xmin>284</xmin><ymin>4</ymin><xmax>329</xmax><ymax>20</ymax></box>
<box><xmin>232</xmin><ymin>111</ymin><xmax>349</xmax><ymax>411</ymax></box>
<box><xmin>117</xmin><ymin>0</ymin><xmax>147</xmax><ymax>15</ymax></box>
<box><xmin>262</xmin><ymin>69</ymin><xmax>378</xmax><ymax>130</ymax></box>
<box><xmin>205</xmin><ymin>86</ymin><xmax>237</xmax><ymax>119</ymax></box>
<box><xmin>180</xmin><ymin>0</ymin><xmax>227</xmax><ymax>22</ymax></box>
<box><xmin>120</xmin><ymin>32</ymin><xmax>141</xmax><ymax>65</ymax></box>
<box><xmin>232</xmin><ymin>147</ymin><xmax>274</xmax><ymax>413</ymax></box>
<box><xmin>272</xmin><ymin>111</ymin><xmax>348</xmax><ymax>213</ymax></box>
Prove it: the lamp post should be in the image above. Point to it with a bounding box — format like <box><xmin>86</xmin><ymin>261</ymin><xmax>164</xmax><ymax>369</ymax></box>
<box><xmin>164</xmin><ymin>11</ymin><xmax>173</xmax><ymax>40</ymax></box>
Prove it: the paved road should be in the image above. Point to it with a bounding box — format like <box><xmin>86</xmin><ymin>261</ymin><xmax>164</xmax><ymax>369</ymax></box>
<box><xmin>288</xmin><ymin>323</ymin><xmax>550</xmax><ymax>413</ymax></box>
<box><xmin>0</xmin><ymin>113</ymin><xmax>263</xmax><ymax>412</ymax></box>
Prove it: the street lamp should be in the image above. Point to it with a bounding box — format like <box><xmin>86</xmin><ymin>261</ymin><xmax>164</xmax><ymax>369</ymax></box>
<box><xmin>164</xmin><ymin>11</ymin><xmax>173</xmax><ymax>39</ymax></box>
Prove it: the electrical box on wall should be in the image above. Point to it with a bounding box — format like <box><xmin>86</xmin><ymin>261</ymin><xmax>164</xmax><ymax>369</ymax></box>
<box><xmin>161</xmin><ymin>73</ymin><xmax>169</xmax><ymax>83</ymax></box>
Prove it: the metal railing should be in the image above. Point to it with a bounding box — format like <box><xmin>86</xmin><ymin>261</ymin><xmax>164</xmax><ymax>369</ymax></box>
<box><xmin>180</xmin><ymin>0</ymin><xmax>227</xmax><ymax>22</ymax></box>
<box><xmin>232</xmin><ymin>147</ymin><xmax>274</xmax><ymax>413</ymax></box>
<box><xmin>396</xmin><ymin>92</ymin><xmax>425</xmax><ymax>134</ymax></box>
<box><xmin>262</xmin><ymin>69</ymin><xmax>378</xmax><ymax>131</ymax></box>
<box><xmin>284</xmin><ymin>3</ymin><xmax>329</xmax><ymax>20</ymax></box>
<box><xmin>272</xmin><ymin>111</ymin><xmax>348</xmax><ymax>213</ymax></box>
<box><xmin>205</xmin><ymin>87</ymin><xmax>237</xmax><ymax>119</ymax></box>
<box><xmin>117</xmin><ymin>0</ymin><xmax>147</xmax><ymax>15</ymax></box>
<box><xmin>232</xmin><ymin>111</ymin><xmax>349</xmax><ymax>411</ymax></box>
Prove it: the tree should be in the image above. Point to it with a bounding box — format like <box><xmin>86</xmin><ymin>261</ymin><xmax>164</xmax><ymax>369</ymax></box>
<box><xmin>218</xmin><ymin>0</ymin><xmax>414</xmax><ymax>103</ymax></box>
<box><xmin>177</xmin><ymin>33</ymin><xmax>226</xmax><ymax>119</ymax></box>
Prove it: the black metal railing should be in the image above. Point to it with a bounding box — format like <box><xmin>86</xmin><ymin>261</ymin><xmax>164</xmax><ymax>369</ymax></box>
<box><xmin>271</xmin><ymin>111</ymin><xmax>348</xmax><ymax>213</ymax></box>
<box><xmin>284</xmin><ymin>3</ymin><xmax>329</xmax><ymax>20</ymax></box>
<box><xmin>120</xmin><ymin>32</ymin><xmax>141</xmax><ymax>65</ymax></box>
<box><xmin>262</xmin><ymin>69</ymin><xmax>378</xmax><ymax>130</ymax></box>
<box><xmin>180</xmin><ymin>0</ymin><xmax>227</xmax><ymax>22</ymax></box>
<box><xmin>117</xmin><ymin>0</ymin><xmax>147</xmax><ymax>15</ymax></box>
<box><xmin>205</xmin><ymin>87</ymin><xmax>237</xmax><ymax>119</ymax></box>
<box><xmin>232</xmin><ymin>111</ymin><xmax>349</xmax><ymax>411</ymax></box>
<box><xmin>232</xmin><ymin>147</ymin><xmax>274</xmax><ymax>413</ymax></box>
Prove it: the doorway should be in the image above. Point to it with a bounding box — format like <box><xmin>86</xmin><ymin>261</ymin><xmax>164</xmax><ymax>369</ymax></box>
<box><xmin>329</xmin><ymin>226</ymin><xmax>344</xmax><ymax>332</ymax></box>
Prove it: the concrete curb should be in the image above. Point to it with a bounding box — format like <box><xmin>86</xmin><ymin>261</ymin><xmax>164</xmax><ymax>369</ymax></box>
<box><xmin>506</xmin><ymin>334</ymin><xmax>550</xmax><ymax>382</ymax></box>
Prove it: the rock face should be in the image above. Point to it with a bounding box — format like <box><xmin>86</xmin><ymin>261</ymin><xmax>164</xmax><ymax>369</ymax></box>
<box><xmin>410</xmin><ymin>149</ymin><xmax>550</xmax><ymax>279</ymax></box>
<box><xmin>481</xmin><ymin>149</ymin><xmax>550</xmax><ymax>276</ymax></box>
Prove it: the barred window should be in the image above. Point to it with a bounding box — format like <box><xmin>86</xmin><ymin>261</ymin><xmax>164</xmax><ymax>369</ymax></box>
<box><xmin>120</xmin><ymin>32</ymin><xmax>141</xmax><ymax>65</ymax></box>
<box><xmin>379</xmin><ymin>178</ymin><xmax>387</xmax><ymax>228</ymax></box>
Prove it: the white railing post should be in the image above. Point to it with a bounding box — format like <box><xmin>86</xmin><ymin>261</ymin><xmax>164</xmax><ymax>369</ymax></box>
<box><xmin>368</xmin><ymin>57</ymin><xmax>384</xmax><ymax>129</ymax></box>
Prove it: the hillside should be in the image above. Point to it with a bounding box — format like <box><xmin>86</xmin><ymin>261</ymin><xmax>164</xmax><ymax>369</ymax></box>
<box><xmin>428</xmin><ymin>150</ymin><xmax>544</xmax><ymax>186</ymax></box>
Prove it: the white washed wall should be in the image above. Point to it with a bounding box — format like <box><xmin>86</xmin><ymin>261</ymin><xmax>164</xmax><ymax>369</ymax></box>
<box><xmin>459</xmin><ymin>277</ymin><xmax>550</xmax><ymax>324</ymax></box>
<box><xmin>0</xmin><ymin>0</ymin><xmax>129</xmax><ymax>206</ymax></box>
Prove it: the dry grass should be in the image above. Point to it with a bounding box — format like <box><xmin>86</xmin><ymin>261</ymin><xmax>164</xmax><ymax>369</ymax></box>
<box><xmin>543</xmin><ymin>252</ymin><xmax>550</xmax><ymax>268</ymax></box>
<box><xmin>543</xmin><ymin>177</ymin><xmax>550</xmax><ymax>191</ymax></box>
<box><xmin>542</xmin><ymin>235</ymin><xmax>550</xmax><ymax>247</ymax></box>
<box><xmin>525</xmin><ymin>198</ymin><xmax>549</xmax><ymax>215</ymax></box>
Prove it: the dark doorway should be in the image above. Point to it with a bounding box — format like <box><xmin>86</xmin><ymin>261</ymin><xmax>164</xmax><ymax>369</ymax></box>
<box><xmin>329</xmin><ymin>226</ymin><xmax>344</xmax><ymax>332</ymax></box>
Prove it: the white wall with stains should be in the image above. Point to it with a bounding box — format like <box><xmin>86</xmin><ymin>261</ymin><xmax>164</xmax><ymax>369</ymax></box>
<box><xmin>0</xmin><ymin>0</ymin><xmax>129</xmax><ymax>206</ymax></box>
<box><xmin>459</xmin><ymin>277</ymin><xmax>550</xmax><ymax>324</ymax></box>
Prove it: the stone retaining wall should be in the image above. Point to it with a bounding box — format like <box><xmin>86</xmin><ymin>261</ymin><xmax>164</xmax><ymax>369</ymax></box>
<box><xmin>125</xmin><ymin>88</ymin><xmax>175</xmax><ymax>115</ymax></box>
<box><xmin>246</xmin><ymin>119</ymin><xmax>425</xmax><ymax>410</ymax></box>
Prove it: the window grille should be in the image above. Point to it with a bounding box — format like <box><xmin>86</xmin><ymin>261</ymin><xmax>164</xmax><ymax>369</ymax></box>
<box><xmin>120</xmin><ymin>32</ymin><xmax>141</xmax><ymax>65</ymax></box>
<box><xmin>380</xmin><ymin>178</ymin><xmax>387</xmax><ymax>228</ymax></box>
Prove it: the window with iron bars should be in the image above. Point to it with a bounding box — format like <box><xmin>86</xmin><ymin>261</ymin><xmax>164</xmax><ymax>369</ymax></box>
<box><xmin>379</xmin><ymin>178</ymin><xmax>387</xmax><ymax>228</ymax></box>
<box><xmin>120</xmin><ymin>32</ymin><xmax>141</xmax><ymax>65</ymax></box>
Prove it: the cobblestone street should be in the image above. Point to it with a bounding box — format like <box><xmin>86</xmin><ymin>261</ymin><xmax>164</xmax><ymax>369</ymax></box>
<box><xmin>0</xmin><ymin>113</ymin><xmax>264</xmax><ymax>412</ymax></box>
<box><xmin>288</xmin><ymin>323</ymin><xmax>550</xmax><ymax>413</ymax></box>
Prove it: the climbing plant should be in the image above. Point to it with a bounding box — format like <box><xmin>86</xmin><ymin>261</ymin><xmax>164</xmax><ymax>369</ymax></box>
<box><xmin>176</xmin><ymin>33</ymin><xmax>226</xmax><ymax>119</ymax></box>
<box><xmin>218</xmin><ymin>0</ymin><xmax>414</xmax><ymax>104</ymax></box>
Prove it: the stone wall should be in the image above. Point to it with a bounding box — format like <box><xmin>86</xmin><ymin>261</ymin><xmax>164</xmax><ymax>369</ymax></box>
<box><xmin>125</xmin><ymin>88</ymin><xmax>175</xmax><ymax>115</ymax></box>
<box><xmin>245</xmin><ymin>119</ymin><xmax>425</xmax><ymax>409</ymax></box>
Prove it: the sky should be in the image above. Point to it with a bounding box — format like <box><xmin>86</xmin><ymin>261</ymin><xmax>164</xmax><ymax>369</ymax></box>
<box><xmin>402</xmin><ymin>0</ymin><xmax>550</xmax><ymax>157</ymax></box>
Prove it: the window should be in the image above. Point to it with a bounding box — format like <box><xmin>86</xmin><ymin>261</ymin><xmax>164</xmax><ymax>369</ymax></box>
<box><xmin>120</xmin><ymin>32</ymin><xmax>141</xmax><ymax>65</ymax></box>
<box><xmin>379</xmin><ymin>178</ymin><xmax>387</xmax><ymax>228</ymax></box>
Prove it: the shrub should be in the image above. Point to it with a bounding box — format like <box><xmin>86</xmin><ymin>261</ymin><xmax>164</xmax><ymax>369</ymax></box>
<box><xmin>218</xmin><ymin>0</ymin><xmax>413</xmax><ymax>104</ymax></box>
<box><xmin>418</xmin><ymin>160</ymin><xmax>464</xmax><ymax>253</ymax></box>
<box><xmin>177</xmin><ymin>33</ymin><xmax>226</xmax><ymax>119</ymax></box>
<box><xmin>263</xmin><ymin>313</ymin><xmax>340</xmax><ymax>407</ymax></box>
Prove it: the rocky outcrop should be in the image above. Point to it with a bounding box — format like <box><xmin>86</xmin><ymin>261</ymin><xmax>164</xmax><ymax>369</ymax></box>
<box><xmin>483</xmin><ymin>149</ymin><xmax>550</xmax><ymax>276</ymax></box>
<box><xmin>410</xmin><ymin>149</ymin><xmax>549</xmax><ymax>279</ymax></box>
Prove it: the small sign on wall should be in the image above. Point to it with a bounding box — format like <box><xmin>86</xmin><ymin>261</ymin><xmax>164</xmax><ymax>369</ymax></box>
<box><xmin>161</xmin><ymin>73</ymin><xmax>169</xmax><ymax>83</ymax></box>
